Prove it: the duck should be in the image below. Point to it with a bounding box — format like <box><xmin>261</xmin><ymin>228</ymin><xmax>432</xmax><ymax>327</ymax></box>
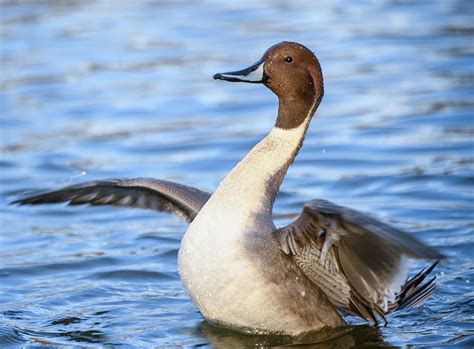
<box><xmin>13</xmin><ymin>41</ymin><xmax>444</xmax><ymax>336</ymax></box>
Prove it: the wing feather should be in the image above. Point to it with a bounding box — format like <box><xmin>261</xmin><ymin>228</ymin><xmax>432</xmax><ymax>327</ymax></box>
<box><xmin>12</xmin><ymin>178</ymin><xmax>211</xmax><ymax>222</ymax></box>
<box><xmin>275</xmin><ymin>199</ymin><xmax>444</xmax><ymax>322</ymax></box>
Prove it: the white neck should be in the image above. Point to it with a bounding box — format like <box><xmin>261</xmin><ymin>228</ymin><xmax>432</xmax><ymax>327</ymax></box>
<box><xmin>207</xmin><ymin>119</ymin><xmax>311</xmax><ymax>229</ymax></box>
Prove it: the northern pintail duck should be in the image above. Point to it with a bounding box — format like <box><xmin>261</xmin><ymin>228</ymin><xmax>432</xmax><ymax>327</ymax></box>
<box><xmin>14</xmin><ymin>42</ymin><xmax>444</xmax><ymax>335</ymax></box>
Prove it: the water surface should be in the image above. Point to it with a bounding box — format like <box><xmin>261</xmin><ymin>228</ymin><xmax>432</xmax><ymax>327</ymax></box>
<box><xmin>1</xmin><ymin>0</ymin><xmax>473</xmax><ymax>347</ymax></box>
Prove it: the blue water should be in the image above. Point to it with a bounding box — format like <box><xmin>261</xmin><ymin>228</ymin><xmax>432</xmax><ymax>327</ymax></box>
<box><xmin>1</xmin><ymin>0</ymin><xmax>473</xmax><ymax>347</ymax></box>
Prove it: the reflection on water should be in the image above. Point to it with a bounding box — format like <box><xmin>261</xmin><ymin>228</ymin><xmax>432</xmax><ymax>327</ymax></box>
<box><xmin>200</xmin><ymin>322</ymin><xmax>387</xmax><ymax>348</ymax></box>
<box><xmin>1</xmin><ymin>0</ymin><xmax>473</xmax><ymax>347</ymax></box>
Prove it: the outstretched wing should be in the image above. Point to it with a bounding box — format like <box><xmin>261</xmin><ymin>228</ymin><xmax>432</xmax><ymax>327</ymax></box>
<box><xmin>12</xmin><ymin>178</ymin><xmax>211</xmax><ymax>222</ymax></box>
<box><xmin>274</xmin><ymin>199</ymin><xmax>444</xmax><ymax>323</ymax></box>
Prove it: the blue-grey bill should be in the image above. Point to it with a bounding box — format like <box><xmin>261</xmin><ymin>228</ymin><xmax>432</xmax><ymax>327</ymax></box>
<box><xmin>213</xmin><ymin>60</ymin><xmax>267</xmax><ymax>83</ymax></box>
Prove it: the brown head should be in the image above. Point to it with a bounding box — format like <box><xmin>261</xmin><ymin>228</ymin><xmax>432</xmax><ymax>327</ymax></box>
<box><xmin>213</xmin><ymin>42</ymin><xmax>324</xmax><ymax>129</ymax></box>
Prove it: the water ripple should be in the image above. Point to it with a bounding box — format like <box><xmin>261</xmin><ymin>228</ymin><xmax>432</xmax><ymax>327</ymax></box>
<box><xmin>1</xmin><ymin>0</ymin><xmax>473</xmax><ymax>347</ymax></box>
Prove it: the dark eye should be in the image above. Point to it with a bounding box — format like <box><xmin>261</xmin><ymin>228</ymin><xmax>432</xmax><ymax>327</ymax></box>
<box><xmin>284</xmin><ymin>56</ymin><xmax>294</xmax><ymax>63</ymax></box>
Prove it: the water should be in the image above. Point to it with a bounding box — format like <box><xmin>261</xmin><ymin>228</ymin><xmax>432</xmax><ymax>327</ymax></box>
<box><xmin>1</xmin><ymin>0</ymin><xmax>473</xmax><ymax>347</ymax></box>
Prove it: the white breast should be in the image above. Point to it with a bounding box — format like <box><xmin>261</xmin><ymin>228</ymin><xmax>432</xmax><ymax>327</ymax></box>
<box><xmin>177</xmin><ymin>123</ymin><xmax>314</xmax><ymax>333</ymax></box>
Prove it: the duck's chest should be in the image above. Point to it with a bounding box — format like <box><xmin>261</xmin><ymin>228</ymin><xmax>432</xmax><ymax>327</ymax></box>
<box><xmin>178</xmin><ymin>196</ymin><xmax>274</xmax><ymax>293</ymax></box>
<box><xmin>177</xmin><ymin>190</ymin><xmax>279</xmax><ymax>320</ymax></box>
<box><xmin>178</xmin><ymin>155</ymin><xmax>278</xmax><ymax>280</ymax></box>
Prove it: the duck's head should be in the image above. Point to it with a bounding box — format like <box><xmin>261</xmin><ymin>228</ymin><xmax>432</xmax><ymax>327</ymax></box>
<box><xmin>213</xmin><ymin>42</ymin><xmax>323</xmax><ymax>129</ymax></box>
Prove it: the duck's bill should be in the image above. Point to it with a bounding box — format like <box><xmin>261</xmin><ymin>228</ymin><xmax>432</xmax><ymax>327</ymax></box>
<box><xmin>213</xmin><ymin>60</ymin><xmax>267</xmax><ymax>83</ymax></box>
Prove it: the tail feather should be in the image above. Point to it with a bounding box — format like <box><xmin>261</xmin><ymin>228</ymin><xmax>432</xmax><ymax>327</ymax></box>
<box><xmin>397</xmin><ymin>277</ymin><xmax>436</xmax><ymax>310</ymax></box>
<box><xmin>388</xmin><ymin>260</ymin><xmax>440</xmax><ymax>313</ymax></box>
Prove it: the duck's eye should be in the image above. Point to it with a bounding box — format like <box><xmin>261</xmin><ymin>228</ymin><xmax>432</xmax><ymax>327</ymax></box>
<box><xmin>284</xmin><ymin>56</ymin><xmax>294</xmax><ymax>63</ymax></box>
